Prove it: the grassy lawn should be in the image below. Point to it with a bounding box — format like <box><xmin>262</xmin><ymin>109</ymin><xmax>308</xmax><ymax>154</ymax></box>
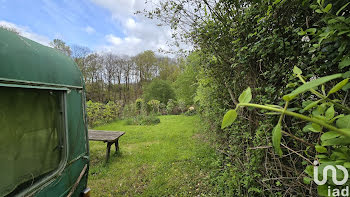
<box><xmin>88</xmin><ymin>115</ymin><xmax>217</xmax><ymax>196</ymax></box>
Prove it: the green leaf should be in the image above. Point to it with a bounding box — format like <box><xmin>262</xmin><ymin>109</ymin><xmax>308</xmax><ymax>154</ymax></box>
<box><xmin>304</xmin><ymin>165</ymin><xmax>313</xmax><ymax>176</ymax></box>
<box><xmin>273</xmin><ymin>0</ymin><xmax>281</xmax><ymax>5</ymax></box>
<box><xmin>303</xmin><ymin>124</ymin><xmax>313</xmax><ymax>132</ymax></box>
<box><xmin>238</xmin><ymin>87</ymin><xmax>252</xmax><ymax>103</ymax></box>
<box><xmin>344</xmin><ymin>162</ymin><xmax>350</xmax><ymax>168</ymax></box>
<box><xmin>316</xmin><ymin>154</ymin><xmax>328</xmax><ymax>158</ymax></box>
<box><xmin>343</xmin><ymin>71</ymin><xmax>350</xmax><ymax>78</ymax></box>
<box><xmin>321</xmin><ymin>131</ymin><xmax>341</xmax><ymax>141</ymax></box>
<box><xmin>331</xmin><ymin>151</ymin><xmax>347</xmax><ymax>160</ymax></box>
<box><xmin>317</xmin><ymin>185</ymin><xmax>328</xmax><ymax>196</ymax></box>
<box><xmin>323</xmin><ymin>4</ymin><xmax>332</xmax><ymax>13</ymax></box>
<box><xmin>315</xmin><ymin>145</ymin><xmax>327</xmax><ymax>153</ymax></box>
<box><xmin>312</xmin><ymin>103</ymin><xmax>327</xmax><ymax>117</ymax></box>
<box><xmin>322</xmin><ymin>136</ymin><xmax>350</xmax><ymax>146</ymax></box>
<box><xmin>339</xmin><ymin>57</ymin><xmax>350</xmax><ymax>69</ymax></box>
<box><xmin>330</xmin><ymin>114</ymin><xmax>345</xmax><ymax>123</ymax></box>
<box><xmin>272</xmin><ymin>123</ymin><xmax>283</xmax><ymax>156</ymax></box>
<box><xmin>293</xmin><ymin>66</ymin><xmax>302</xmax><ymax>75</ymax></box>
<box><xmin>325</xmin><ymin>105</ymin><xmax>335</xmax><ymax>120</ymax></box>
<box><xmin>303</xmin><ymin>100</ymin><xmax>319</xmax><ymax>111</ymax></box>
<box><xmin>315</xmin><ymin>9</ymin><xmax>323</xmax><ymax>13</ymax></box>
<box><xmin>338</xmin><ymin>30</ymin><xmax>350</xmax><ymax>36</ymax></box>
<box><xmin>343</xmin><ymin>83</ymin><xmax>350</xmax><ymax>91</ymax></box>
<box><xmin>302</xmin><ymin>100</ymin><xmax>313</xmax><ymax>108</ymax></box>
<box><xmin>221</xmin><ymin>110</ymin><xmax>237</xmax><ymax>129</ymax></box>
<box><xmin>306</xmin><ymin>28</ymin><xmax>317</xmax><ymax>35</ymax></box>
<box><xmin>336</xmin><ymin>2</ymin><xmax>350</xmax><ymax>15</ymax></box>
<box><xmin>328</xmin><ymin>18</ymin><xmax>338</xmax><ymax>24</ymax></box>
<box><xmin>298</xmin><ymin>30</ymin><xmax>306</xmax><ymax>36</ymax></box>
<box><xmin>303</xmin><ymin>177</ymin><xmax>312</xmax><ymax>184</ymax></box>
<box><xmin>310</xmin><ymin>123</ymin><xmax>322</xmax><ymax>132</ymax></box>
<box><xmin>328</xmin><ymin>78</ymin><xmax>349</xmax><ymax>95</ymax></box>
<box><xmin>336</xmin><ymin>115</ymin><xmax>350</xmax><ymax>129</ymax></box>
<box><xmin>283</xmin><ymin>74</ymin><xmax>342</xmax><ymax>101</ymax></box>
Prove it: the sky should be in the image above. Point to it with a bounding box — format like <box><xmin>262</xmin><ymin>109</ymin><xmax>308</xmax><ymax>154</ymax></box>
<box><xmin>0</xmin><ymin>0</ymin><xmax>176</xmax><ymax>56</ymax></box>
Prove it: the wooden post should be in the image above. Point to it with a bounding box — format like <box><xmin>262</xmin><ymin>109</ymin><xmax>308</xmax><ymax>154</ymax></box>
<box><xmin>106</xmin><ymin>142</ymin><xmax>113</xmax><ymax>162</ymax></box>
<box><xmin>115</xmin><ymin>139</ymin><xmax>119</xmax><ymax>153</ymax></box>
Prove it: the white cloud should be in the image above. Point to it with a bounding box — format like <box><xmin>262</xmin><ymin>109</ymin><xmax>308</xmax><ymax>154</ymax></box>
<box><xmin>125</xmin><ymin>18</ymin><xmax>136</xmax><ymax>29</ymax></box>
<box><xmin>99</xmin><ymin>34</ymin><xmax>146</xmax><ymax>55</ymax></box>
<box><xmin>84</xmin><ymin>26</ymin><xmax>96</xmax><ymax>34</ymax></box>
<box><xmin>106</xmin><ymin>34</ymin><xmax>122</xmax><ymax>45</ymax></box>
<box><xmin>91</xmin><ymin>0</ymin><xmax>181</xmax><ymax>56</ymax></box>
<box><xmin>0</xmin><ymin>20</ymin><xmax>51</xmax><ymax>46</ymax></box>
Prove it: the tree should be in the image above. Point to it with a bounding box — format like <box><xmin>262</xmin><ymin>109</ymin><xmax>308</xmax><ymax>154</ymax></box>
<box><xmin>50</xmin><ymin>39</ymin><xmax>72</xmax><ymax>57</ymax></box>
<box><xmin>85</xmin><ymin>53</ymin><xmax>103</xmax><ymax>101</ymax></box>
<box><xmin>102</xmin><ymin>53</ymin><xmax>117</xmax><ymax>101</ymax></box>
<box><xmin>122</xmin><ymin>56</ymin><xmax>134</xmax><ymax>103</ymax></box>
<box><xmin>134</xmin><ymin>50</ymin><xmax>157</xmax><ymax>85</ymax></box>
<box><xmin>157</xmin><ymin>57</ymin><xmax>181</xmax><ymax>82</ymax></box>
<box><xmin>174</xmin><ymin>52</ymin><xmax>199</xmax><ymax>105</ymax></box>
<box><xmin>143</xmin><ymin>79</ymin><xmax>176</xmax><ymax>104</ymax></box>
<box><xmin>71</xmin><ymin>45</ymin><xmax>91</xmax><ymax>81</ymax></box>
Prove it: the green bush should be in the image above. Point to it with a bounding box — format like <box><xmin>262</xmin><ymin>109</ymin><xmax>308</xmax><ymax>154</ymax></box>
<box><xmin>143</xmin><ymin>79</ymin><xmax>176</xmax><ymax>104</ymax></box>
<box><xmin>122</xmin><ymin>103</ymin><xmax>136</xmax><ymax>119</ymax></box>
<box><xmin>147</xmin><ymin>99</ymin><xmax>161</xmax><ymax>114</ymax></box>
<box><xmin>166</xmin><ymin>99</ymin><xmax>177</xmax><ymax>114</ymax></box>
<box><xmin>135</xmin><ymin>98</ymin><xmax>144</xmax><ymax>114</ymax></box>
<box><xmin>177</xmin><ymin>100</ymin><xmax>186</xmax><ymax>113</ymax></box>
<box><xmin>184</xmin><ymin>106</ymin><xmax>196</xmax><ymax>116</ymax></box>
<box><xmin>222</xmin><ymin>68</ymin><xmax>350</xmax><ymax>196</ymax></box>
<box><xmin>86</xmin><ymin>100</ymin><xmax>121</xmax><ymax>127</ymax></box>
<box><xmin>159</xmin><ymin>103</ymin><xmax>167</xmax><ymax>115</ymax></box>
<box><xmin>174</xmin><ymin>52</ymin><xmax>199</xmax><ymax>106</ymax></box>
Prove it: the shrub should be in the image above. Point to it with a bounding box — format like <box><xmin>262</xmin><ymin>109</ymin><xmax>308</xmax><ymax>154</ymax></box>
<box><xmin>177</xmin><ymin>99</ymin><xmax>186</xmax><ymax>113</ymax></box>
<box><xmin>122</xmin><ymin>103</ymin><xmax>136</xmax><ymax>119</ymax></box>
<box><xmin>159</xmin><ymin>103</ymin><xmax>167</xmax><ymax>115</ymax></box>
<box><xmin>86</xmin><ymin>100</ymin><xmax>104</xmax><ymax>127</ymax></box>
<box><xmin>104</xmin><ymin>101</ymin><xmax>120</xmax><ymax>122</ymax></box>
<box><xmin>222</xmin><ymin>68</ymin><xmax>350</xmax><ymax>196</ymax></box>
<box><xmin>166</xmin><ymin>99</ymin><xmax>177</xmax><ymax>114</ymax></box>
<box><xmin>143</xmin><ymin>79</ymin><xmax>176</xmax><ymax>104</ymax></box>
<box><xmin>86</xmin><ymin>100</ymin><xmax>121</xmax><ymax>127</ymax></box>
<box><xmin>147</xmin><ymin>99</ymin><xmax>161</xmax><ymax>114</ymax></box>
<box><xmin>184</xmin><ymin>106</ymin><xmax>196</xmax><ymax>116</ymax></box>
<box><xmin>135</xmin><ymin>98</ymin><xmax>144</xmax><ymax>115</ymax></box>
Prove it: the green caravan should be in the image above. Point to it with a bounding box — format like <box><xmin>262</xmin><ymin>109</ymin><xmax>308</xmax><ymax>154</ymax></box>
<box><xmin>0</xmin><ymin>29</ymin><xmax>90</xmax><ymax>196</ymax></box>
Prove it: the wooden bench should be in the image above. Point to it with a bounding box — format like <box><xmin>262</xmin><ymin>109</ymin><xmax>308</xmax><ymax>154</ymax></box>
<box><xmin>88</xmin><ymin>130</ymin><xmax>125</xmax><ymax>162</ymax></box>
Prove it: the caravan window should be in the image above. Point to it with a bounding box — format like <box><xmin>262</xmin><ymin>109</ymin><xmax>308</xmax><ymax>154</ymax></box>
<box><xmin>0</xmin><ymin>86</ymin><xmax>66</xmax><ymax>196</ymax></box>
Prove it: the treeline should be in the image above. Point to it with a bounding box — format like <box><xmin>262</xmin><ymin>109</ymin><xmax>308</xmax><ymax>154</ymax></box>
<box><xmin>47</xmin><ymin>38</ymin><xmax>199</xmax><ymax>127</ymax></box>
<box><xmin>50</xmin><ymin>39</ymin><xmax>182</xmax><ymax>104</ymax></box>
<box><xmin>147</xmin><ymin>0</ymin><xmax>350</xmax><ymax>196</ymax></box>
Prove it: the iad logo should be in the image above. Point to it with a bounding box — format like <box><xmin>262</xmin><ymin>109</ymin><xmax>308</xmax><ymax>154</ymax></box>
<box><xmin>313</xmin><ymin>160</ymin><xmax>348</xmax><ymax>185</ymax></box>
<box><xmin>314</xmin><ymin>161</ymin><xmax>349</xmax><ymax>197</ymax></box>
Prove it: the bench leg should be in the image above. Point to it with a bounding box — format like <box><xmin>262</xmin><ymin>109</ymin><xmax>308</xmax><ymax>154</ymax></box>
<box><xmin>106</xmin><ymin>142</ymin><xmax>113</xmax><ymax>162</ymax></box>
<box><xmin>115</xmin><ymin>139</ymin><xmax>119</xmax><ymax>153</ymax></box>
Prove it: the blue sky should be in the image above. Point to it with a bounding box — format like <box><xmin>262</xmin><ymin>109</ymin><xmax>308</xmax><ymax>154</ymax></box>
<box><xmin>0</xmin><ymin>0</ymin><xmax>174</xmax><ymax>55</ymax></box>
